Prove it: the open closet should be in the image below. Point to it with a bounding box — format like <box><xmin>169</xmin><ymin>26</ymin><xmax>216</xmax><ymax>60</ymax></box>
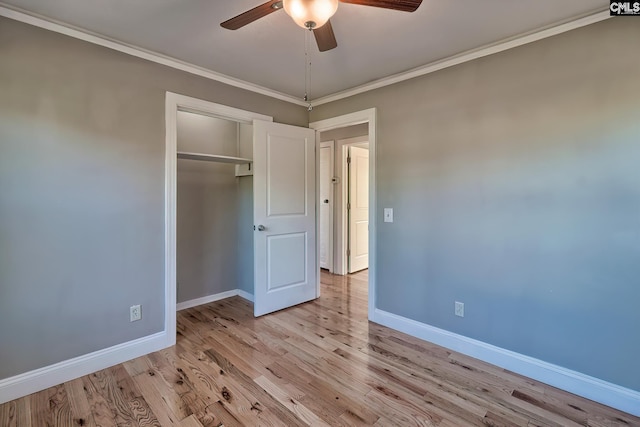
<box><xmin>168</xmin><ymin>94</ymin><xmax>318</xmax><ymax>317</ymax></box>
<box><xmin>176</xmin><ymin>111</ymin><xmax>254</xmax><ymax>307</ymax></box>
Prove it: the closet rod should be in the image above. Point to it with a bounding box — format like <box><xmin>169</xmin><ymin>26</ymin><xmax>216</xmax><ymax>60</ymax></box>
<box><xmin>177</xmin><ymin>151</ymin><xmax>252</xmax><ymax>164</ymax></box>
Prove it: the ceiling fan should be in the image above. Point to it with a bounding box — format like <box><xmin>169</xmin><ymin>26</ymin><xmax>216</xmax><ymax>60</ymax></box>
<box><xmin>221</xmin><ymin>0</ymin><xmax>423</xmax><ymax>52</ymax></box>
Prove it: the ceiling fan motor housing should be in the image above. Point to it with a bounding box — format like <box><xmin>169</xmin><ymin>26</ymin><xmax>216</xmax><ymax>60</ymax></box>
<box><xmin>282</xmin><ymin>0</ymin><xmax>339</xmax><ymax>29</ymax></box>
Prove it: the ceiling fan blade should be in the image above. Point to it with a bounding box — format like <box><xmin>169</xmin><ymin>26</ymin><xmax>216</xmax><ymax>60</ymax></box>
<box><xmin>314</xmin><ymin>20</ymin><xmax>338</xmax><ymax>52</ymax></box>
<box><xmin>221</xmin><ymin>0</ymin><xmax>283</xmax><ymax>30</ymax></box>
<box><xmin>339</xmin><ymin>0</ymin><xmax>422</xmax><ymax>12</ymax></box>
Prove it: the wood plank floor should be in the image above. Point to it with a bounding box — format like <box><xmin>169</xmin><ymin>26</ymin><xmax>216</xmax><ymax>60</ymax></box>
<box><xmin>2</xmin><ymin>270</ymin><xmax>638</xmax><ymax>426</ymax></box>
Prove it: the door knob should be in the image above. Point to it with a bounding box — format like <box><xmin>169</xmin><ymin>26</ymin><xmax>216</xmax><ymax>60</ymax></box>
<box><xmin>257</xmin><ymin>225</ymin><xmax>266</xmax><ymax>231</ymax></box>
<box><xmin>323</xmin><ymin>199</ymin><xmax>329</xmax><ymax>204</ymax></box>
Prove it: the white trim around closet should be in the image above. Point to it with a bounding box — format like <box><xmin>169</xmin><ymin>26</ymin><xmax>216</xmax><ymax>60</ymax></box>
<box><xmin>165</xmin><ymin>91</ymin><xmax>272</xmax><ymax>347</ymax></box>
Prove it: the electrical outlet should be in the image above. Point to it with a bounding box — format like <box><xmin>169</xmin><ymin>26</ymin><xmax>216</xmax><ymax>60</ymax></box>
<box><xmin>454</xmin><ymin>301</ymin><xmax>464</xmax><ymax>317</ymax></box>
<box><xmin>130</xmin><ymin>305</ymin><xmax>141</xmax><ymax>322</ymax></box>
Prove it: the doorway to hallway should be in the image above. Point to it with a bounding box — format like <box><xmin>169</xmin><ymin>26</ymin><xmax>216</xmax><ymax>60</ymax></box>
<box><xmin>310</xmin><ymin>108</ymin><xmax>377</xmax><ymax>321</ymax></box>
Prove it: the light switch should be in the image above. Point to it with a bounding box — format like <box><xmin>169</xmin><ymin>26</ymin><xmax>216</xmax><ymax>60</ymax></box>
<box><xmin>384</xmin><ymin>208</ymin><xmax>393</xmax><ymax>223</ymax></box>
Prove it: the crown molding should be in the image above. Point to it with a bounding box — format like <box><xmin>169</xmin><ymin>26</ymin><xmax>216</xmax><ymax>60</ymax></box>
<box><xmin>1</xmin><ymin>4</ymin><xmax>611</xmax><ymax>108</ymax></box>
<box><xmin>0</xmin><ymin>3</ymin><xmax>308</xmax><ymax>107</ymax></box>
<box><xmin>311</xmin><ymin>10</ymin><xmax>611</xmax><ymax>107</ymax></box>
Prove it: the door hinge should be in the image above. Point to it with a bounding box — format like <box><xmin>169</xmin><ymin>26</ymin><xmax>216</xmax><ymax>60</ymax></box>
<box><xmin>347</xmin><ymin>202</ymin><xmax>351</xmax><ymax>210</ymax></box>
<box><xmin>347</xmin><ymin>156</ymin><xmax>351</xmax><ymax>164</ymax></box>
<box><xmin>347</xmin><ymin>249</ymin><xmax>351</xmax><ymax>256</ymax></box>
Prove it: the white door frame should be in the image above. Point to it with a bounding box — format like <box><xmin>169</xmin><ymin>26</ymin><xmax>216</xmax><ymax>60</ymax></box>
<box><xmin>319</xmin><ymin>141</ymin><xmax>335</xmax><ymax>273</ymax></box>
<box><xmin>310</xmin><ymin>108</ymin><xmax>377</xmax><ymax>320</ymax></box>
<box><xmin>164</xmin><ymin>91</ymin><xmax>272</xmax><ymax>341</ymax></box>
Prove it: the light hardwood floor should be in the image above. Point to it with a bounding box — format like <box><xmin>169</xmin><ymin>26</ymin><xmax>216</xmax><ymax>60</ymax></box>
<box><xmin>1</xmin><ymin>270</ymin><xmax>638</xmax><ymax>426</ymax></box>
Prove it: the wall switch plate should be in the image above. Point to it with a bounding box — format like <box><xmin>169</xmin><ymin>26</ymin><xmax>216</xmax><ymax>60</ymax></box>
<box><xmin>384</xmin><ymin>208</ymin><xmax>394</xmax><ymax>223</ymax></box>
<box><xmin>130</xmin><ymin>305</ymin><xmax>141</xmax><ymax>322</ymax></box>
<box><xmin>455</xmin><ymin>301</ymin><xmax>464</xmax><ymax>317</ymax></box>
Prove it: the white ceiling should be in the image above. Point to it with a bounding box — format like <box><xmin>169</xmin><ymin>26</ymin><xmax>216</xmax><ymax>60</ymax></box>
<box><xmin>1</xmin><ymin>0</ymin><xmax>608</xmax><ymax>101</ymax></box>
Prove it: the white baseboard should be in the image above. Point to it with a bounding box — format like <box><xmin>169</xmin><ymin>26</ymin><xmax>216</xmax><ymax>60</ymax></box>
<box><xmin>177</xmin><ymin>289</ymin><xmax>239</xmax><ymax>311</ymax></box>
<box><xmin>372</xmin><ymin>309</ymin><xmax>640</xmax><ymax>417</ymax></box>
<box><xmin>0</xmin><ymin>331</ymin><xmax>169</xmax><ymax>404</ymax></box>
<box><xmin>237</xmin><ymin>289</ymin><xmax>254</xmax><ymax>302</ymax></box>
<box><xmin>1</xmin><ymin>289</ymin><xmax>255</xmax><ymax>404</ymax></box>
<box><xmin>176</xmin><ymin>289</ymin><xmax>254</xmax><ymax>311</ymax></box>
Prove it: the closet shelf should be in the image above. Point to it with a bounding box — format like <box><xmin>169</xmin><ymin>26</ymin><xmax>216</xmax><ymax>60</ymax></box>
<box><xmin>177</xmin><ymin>151</ymin><xmax>252</xmax><ymax>164</ymax></box>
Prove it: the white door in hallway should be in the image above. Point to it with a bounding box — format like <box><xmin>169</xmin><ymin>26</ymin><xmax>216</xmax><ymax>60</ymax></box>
<box><xmin>253</xmin><ymin>120</ymin><xmax>317</xmax><ymax>316</ymax></box>
<box><xmin>319</xmin><ymin>142</ymin><xmax>333</xmax><ymax>271</ymax></box>
<box><xmin>348</xmin><ymin>146</ymin><xmax>369</xmax><ymax>273</ymax></box>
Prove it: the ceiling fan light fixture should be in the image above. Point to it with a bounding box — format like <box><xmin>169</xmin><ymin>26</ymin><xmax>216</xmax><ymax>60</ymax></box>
<box><xmin>282</xmin><ymin>0</ymin><xmax>338</xmax><ymax>30</ymax></box>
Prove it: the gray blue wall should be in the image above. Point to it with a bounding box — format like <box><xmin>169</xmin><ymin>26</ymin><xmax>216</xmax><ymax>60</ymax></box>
<box><xmin>320</xmin><ymin>123</ymin><xmax>368</xmax><ymax>142</ymax></box>
<box><xmin>311</xmin><ymin>18</ymin><xmax>640</xmax><ymax>392</ymax></box>
<box><xmin>236</xmin><ymin>123</ymin><xmax>255</xmax><ymax>296</ymax></box>
<box><xmin>237</xmin><ymin>177</ymin><xmax>254</xmax><ymax>296</ymax></box>
<box><xmin>0</xmin><ymin>16</ymin><xmax>306</xmax><ymax>380</ymax></box>
<box><xmin>177</xmin><ymin>112</ymin><xmax>239</xmax><ymax>303</ymax></box>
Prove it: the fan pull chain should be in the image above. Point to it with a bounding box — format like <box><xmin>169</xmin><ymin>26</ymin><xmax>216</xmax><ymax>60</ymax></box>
<box><xmin>304</xmin><ymin>29</ymin><xmax>313</xmax><ymax>111</ymax></box>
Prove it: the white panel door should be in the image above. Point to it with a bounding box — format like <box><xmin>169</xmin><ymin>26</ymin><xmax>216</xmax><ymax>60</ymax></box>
<box><xmin>319</xmin><ymin>143</ymin><xmax>333</xmax><ymax>271</ymax></box>
<box><xmin>253</xmin><ymin>120</ymin><xmax>317</xmax><ymax>316</ymax></box>
<box><xmin>348</xmin><ymin>146</ymin><xmax>369</xmax><ymax>273</ymax></box>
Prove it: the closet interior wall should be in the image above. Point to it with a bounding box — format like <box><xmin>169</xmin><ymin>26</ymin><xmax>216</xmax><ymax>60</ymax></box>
<box><xmin>176</xmin><ymin>111</ymin><xmax>253</xmax><ymax>304</ymax></box>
